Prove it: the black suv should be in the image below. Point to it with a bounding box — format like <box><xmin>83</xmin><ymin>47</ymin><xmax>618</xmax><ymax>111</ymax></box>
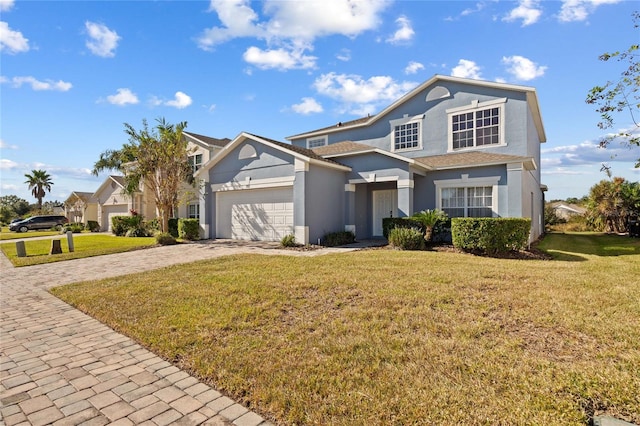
<box><xmin>9</xmin><ymin>215</ymin><xmax>68</xmax><ymax>232</ymax></box>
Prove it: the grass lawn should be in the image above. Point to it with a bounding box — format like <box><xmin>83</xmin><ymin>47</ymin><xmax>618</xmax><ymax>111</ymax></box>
<box><xmin>1</xmin><ymin>234</ymin><xmax>157</xmax><ymax>266</ymax></box>
<box><xmin>51</xmin><ymin>233</ymin><xmax>640</xmax><ymax>425</ymax></box>
<box><xmin>0</xmin><ymin>227</ymin><xmax>62</xmax><ymax>240</ymax></box>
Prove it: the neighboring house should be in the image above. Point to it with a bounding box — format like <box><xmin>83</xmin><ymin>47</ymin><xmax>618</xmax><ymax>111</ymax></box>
<box><xmin>550</xmin><ymin>202</ymin><xmax>587</xmax><ymax>220</ymax></box>
<box><xmin>195</xmin><ymin>75</ymin><xmax>547</xmax><ymax>244</ymax></box>
<box><xmin>64</xmin><ymin>191</ymin><xmax>98</xmax><ymax>224</ymax></box>
<box><xmin>66</xmin><ymin>132</ymin><xmax>230</xmax><ymax>231</ymax></box>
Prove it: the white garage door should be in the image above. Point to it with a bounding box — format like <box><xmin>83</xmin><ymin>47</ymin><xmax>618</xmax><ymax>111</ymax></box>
<box><xmin>216</xmin><ymin>188</ymin><xmax>294</xmax><ymax>241</ymax></box>
<box><xmin>104</xmin><ymin>205</ymin><xmax>129</xmax><ymax>231</ymax></box>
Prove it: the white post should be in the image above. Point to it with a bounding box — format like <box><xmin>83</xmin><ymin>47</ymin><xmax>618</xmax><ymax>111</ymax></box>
<box><xmin>66</xmin><ymin>231</ymin><xmax>74</xmax><ymax>253</ymax></box>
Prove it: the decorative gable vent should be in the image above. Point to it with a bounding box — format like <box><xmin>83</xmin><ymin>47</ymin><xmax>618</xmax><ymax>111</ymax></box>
<box><xmin>426</xmin><ymin>86</ymin><xmax>451</xmax><ymax>102</ymax></box>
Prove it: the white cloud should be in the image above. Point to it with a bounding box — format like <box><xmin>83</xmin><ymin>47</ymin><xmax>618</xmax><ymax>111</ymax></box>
<box><xmin>404</xmin><ymin>61</ymin><xmax>425</xmax><ymax>75</ymax></box>
<box><xmin>197</xmin><ymin>0</ymin><xmax>388</xmax><ymax>70</ymax></box>
<box><xmin>1</xmin><ymin>183</ymin><xmax>19</xmax><ymax>192</ymax></box>
<box><xmin>557</xmin><ymin>0</ymin><xmax>620</xmax><ymax>22</ymax></box>
<box><xmin>0</xmin><ymin>138</ymin><xmax>18</xmax><ymax>149</ymax></box>
<box><xmin>165</xmin><ymin>91</ymin><xmax>192</xmax><ymax>109</ymax></box>
<box><xmin>313</xmin><ymin>72</ymin><xmax>418</xmax><ymax>115</ymax></box>
<box><xmin>542</xmin><ymin>133</ymin><xmax>640</xmax><ymax>168</ymax></box>
<box><xmin>0</xmin><ymin>21</ymin><xmax>29</xmax><ymax>54</ymax></box>
<box><xmin>503</xmin><ymin>0</ymin><xmax>543</xmax><ymax>26</ymax></box>
<box><xmin>502</xmin><ymin>55</ymin><xmax>547</xmax><ymax>81</ymax></box>
<box><xmin>243</xmin><ymin>45</ymin><xmax>317</xmax><ymax>70</ymax></box>
<box><xmin>2</xmin><ymin>76</ymin><xmax>72</xmax><ymax>91</ymax></box>
<box><xmin>336</xmin><ymin>48</ymin><xmax>351</xmax><ymax>62</ymax></box>
<box><xmin>85</xmin><ymin>21</ymin><xmax>120</xmax><ymax>58</ymax></box>
<box><xmin>386</xmin><ymin>15</ymin><xmax>414</xmax><ymax>44</ymax></box>
<box><xmin>0</xmin><ymin>158</ymin><xmax>18</xmax><ymax>169</ymax></box>
<box><xmin>461</xmin><ymin>2</ymin><xmax>487</xmax><ymax>16</ymax></box>
<box><xmin>451</xmin><ymin>59</ymin><xmax>482</xmax><ymax>79</ymax></box>
<box><xmin>106</xmin><ymin>88</ymin><xmax>139</xmax><ymax>106</ymax></box>
<box><xmin>291</xmin><ymin>97</ymin><xmax>323</xmax><ymax>115</ymax></box>
<box><xmin>0</xmin><ymin>0</ymin><xmax>15</xmax><ymax>12</ymax></box>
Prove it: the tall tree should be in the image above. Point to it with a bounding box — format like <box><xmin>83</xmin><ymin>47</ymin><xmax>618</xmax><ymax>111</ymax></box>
<box><xmin>586</xmin><ymin>177</ymin><xmax>640</xmax><ymax>233</ymax></box>
<box><xmin>93</xmin><ymin>118</ymin><xmax>195</xmax><ymax>232</ymax></box>
<box><xmin>24</xmin><ymin>169</ymin><xmax>53</xmax><ymax>210</ymax></box>
<box><xmin>586</xmin><ymin>11</ymin><xmax>639</xmax><ymax>169</ymax></box>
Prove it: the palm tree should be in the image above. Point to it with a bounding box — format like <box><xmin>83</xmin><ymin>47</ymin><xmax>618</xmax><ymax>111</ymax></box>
<box><xmin>24</xmin><ymin>169</ymin><xmax>53</xmax><ymax>211</ymax></box>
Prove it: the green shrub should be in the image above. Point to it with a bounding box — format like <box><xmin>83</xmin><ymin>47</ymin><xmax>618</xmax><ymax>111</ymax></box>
<box><xmin>156</xmin><ymin>232</ymin><xmax>177</xmax><ymax>245</ymax></box>
<box><xmin>322</xmin><ymin>231</ymin><xmax>355</xmax><ymax>247</ymax></box>
<box><xmin>85</xmin><ymin>220</ymin><xmax>100</xmax><ymax>232</ymax></box>
<box><xmin>388</xmin><ymin>227</ymin><xmax>425</xmax><ymax>250</ymax></box>
<box><xmin>168</xmin><ymin>218</ymin><xmax>179</xmax><ymax>238</ymax></box>
<box><xmin>281</xmin><ymin>234</ymin><xmax>297</xmax><ymax>247</ymax></box>
<box><xmin>111</xmin><ymin>216</ymin><xmax>130</xmax><ymax>236</ymax></box>
<box><xmin>178</xmin><ymin>218</ymin><xmax>200</xmax><ymax>240</ymax></box>
<box><xmin>451</xmin><ymin>217</ymin><xmax>531</xmax><ymax>254</ymax></box>
<box><xmin>61</xmin><ymin>222</ymin><xmax>84</xmax><ymax>233</ymax></box>
<box><xmin>145</xmin><ymin>218</ymin><xmax>160</xmax><ymax>232</ymax></box>
<box><xmin>125</xmin><ymin>227</ymin><xmax>149</xmax><ymax>237</ymax></box>
<box><xmin>382</xmin><ymin>217</ymin><xmax>425</xmax><ymax>239</ymax></box>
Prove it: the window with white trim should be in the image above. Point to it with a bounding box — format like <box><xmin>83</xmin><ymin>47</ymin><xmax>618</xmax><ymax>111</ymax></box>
<box><xmin>307</xmin><ymin>136</ymin><xmax>327</xmax><ymax>148</ymax></box>
<box><xmin>189</xmin><ymin>153</ymin><xmax>203</xmax><ymax>172</ymax></box>
<box><xmin>448</xmin><ymin>98</ymin><xmax>506</xmax><ymax>151</ymax></box>
<box><xmin>435</xmin><ymin>175</ymin><xmax>500</xmax><ymax>218</ymax></box>
<box><xmin>394</xmin><ymin>121</ymin><xmax>420</xmax><ymax>150</ymax></box>
<box><xmin>441</xmin><ymin>186</ymin><xmax>493</xmax><ymax>217</ymax></box>
<box><xmin>188</xmin><ymin>203</ymin><xmax>200</xmax><ymax>219</ymax></box>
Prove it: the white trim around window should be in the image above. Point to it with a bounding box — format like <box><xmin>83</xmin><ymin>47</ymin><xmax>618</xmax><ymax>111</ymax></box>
<box><xmin>188</xmin><ymin>203</ymin><xmax>200</xmax><ymax>219</ymax></box>
<box><xmin>307</xmin><ymin>135</ymin><xmax>328</xmax><ymax>149</ymax></box>
<box><xmin>434</xmin><ymin>174</ymin><xmax>500</xmax><ymax>218</ymax></box>
<box><xmin>391</xmin><ymin>114</ymin><xmax>424</xmax><ymax>153</ymax></box>
<box><xmin>446</xmin><ymin>98</ymin><xmax>507</xmax><ymax>152</ymax></box>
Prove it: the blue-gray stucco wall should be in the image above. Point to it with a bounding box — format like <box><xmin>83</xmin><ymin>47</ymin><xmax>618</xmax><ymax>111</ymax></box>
<box><xmin>209</xmin><ymin>141</ymin><xmax>294</xmax><ymax>185</ymax></box>
<box><xmin>290</xmin><ymin>80</ymin><xmax>535</xmax><ymax>161</ymax></box>
<box><xmin>305</xmin><ymin>165</ymin><xmax>347</xmax><ymax>243</ymax></box>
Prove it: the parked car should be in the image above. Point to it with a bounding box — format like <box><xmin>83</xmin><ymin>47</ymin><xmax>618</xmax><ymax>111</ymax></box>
<box><xmin>9</xmin><ymin>215</ymin><xmax>68</xmax><ymax>232</ymax></box>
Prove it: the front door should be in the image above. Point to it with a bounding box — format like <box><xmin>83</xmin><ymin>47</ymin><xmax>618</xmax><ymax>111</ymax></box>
<box><xmin>372</xmin><ymin>189</ymin><xmax>397</xmax><ymax>236</ymax></box>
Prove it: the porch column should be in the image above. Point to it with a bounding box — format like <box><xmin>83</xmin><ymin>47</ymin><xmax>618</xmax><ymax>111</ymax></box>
<box><xmin>397</xmin><ymin>178</ymin><xmax>414</xmax><ymax>217</ymax></box>
<box><xmin>293</xmin><ymin>159</ymin><xmax>309</xmax><ymax>244</ymax></box>
<box><xmin>344</xmin><ymin>184</ymin><xmax>356</xmax><ymax>236</ymax></box>
<box><xmin>200</xmin><ymin>182</ymin><xmax>213</xmax><ymax>239</ymax></box>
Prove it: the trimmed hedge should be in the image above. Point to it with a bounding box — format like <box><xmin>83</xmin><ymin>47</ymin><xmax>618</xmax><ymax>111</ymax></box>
<box><xmin>388</xmin><ymin>227</ymin><xmax>425</xmax><ymax>250</ymax></box>
<box><xmin>382</xmin><ymin>217</ymin><xmax>425</xmax><ymax>239</ymax></box>
<box><xmin>168</xmin><ymin>218</ymin><xmax>179</xmax><ymax>238</ymax></box>
<box><xmin>178</xmin><ymin>218</ymin><xmax>200</xmax><ymax>240</ymax></box>
<box><xmin>451</xmin><ymin>217</ymin><xmax>531</xmax><ymax>253</ymax></box>
<box><xmin>86</xmin><ymin>220</ymin><xmax>100</xmax><ymax>232</ymax></box>
<box><xmin>156</xmin><ymin>232</ymin><xmax>177</xmax><ymax>245</ymax></box>
<box><xmin>322</xmin><ymin>231</ymin><xmax>355</xmax><ymax>247</ymax></box>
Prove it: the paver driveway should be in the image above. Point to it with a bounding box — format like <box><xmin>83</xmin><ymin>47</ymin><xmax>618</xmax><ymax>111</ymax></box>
<box><xmin>0</xmin><ymin>240</ymin><xmax>358</xmax><ymax>426</ymax></box>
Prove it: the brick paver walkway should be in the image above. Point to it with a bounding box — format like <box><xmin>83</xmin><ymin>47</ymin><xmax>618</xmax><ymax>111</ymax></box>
<box><xmin>0</xmin><ymin>240</ymin><xmax>362</xmax><ymax>426</ymax></box>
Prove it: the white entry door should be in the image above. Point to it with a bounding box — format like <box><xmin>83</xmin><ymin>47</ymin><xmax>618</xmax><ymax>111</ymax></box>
<box><xmin>372</xmin><ymin>189</ymin><xmax>397</xmax><ymax>236</ymax></box>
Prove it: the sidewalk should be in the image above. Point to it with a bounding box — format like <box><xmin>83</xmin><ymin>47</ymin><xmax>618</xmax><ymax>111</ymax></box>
<box><xmin>0</xmin><ymin>240</ymin><xmax>365</xmax><ymax>426</ymax></box>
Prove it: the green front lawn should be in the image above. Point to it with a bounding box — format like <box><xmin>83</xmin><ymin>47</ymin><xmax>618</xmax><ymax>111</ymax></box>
<box><xmin>0</xmin><ymin>227</ymin><xmax>62</xmax><ymax>240</ymax></box>
<box><xmin>51</xmin><ymin>233</ymin><xmax>640</xmax><ymax>425</ymax></box>
<box><xmin>2</xmin><ymin>235</ymin><xmax>156</xmax><ymax>266</ymax></box>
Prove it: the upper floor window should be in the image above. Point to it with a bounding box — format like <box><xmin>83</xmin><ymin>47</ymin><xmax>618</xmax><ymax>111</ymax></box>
<box><xmin>394</xmin><ymin>121</ymin><xmax>420</xmax><ymax>151</ymax></box>
<box><xmin>447</xmin><ymin>98</ymin><xmax>506</xmax><ymax>151</ymax></box>
<box><xmin>307</xmin><ymin>136</ymin><xmax>327</xmax><ymax>149</ymax></box>
<box><xmin>189</xmin><ymin>153</ymin><xmax>203</xmax><ymax>172</ymax></box>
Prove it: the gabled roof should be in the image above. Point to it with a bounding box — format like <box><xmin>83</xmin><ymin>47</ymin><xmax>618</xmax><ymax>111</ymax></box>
<box><xmin>64</xmin><ymin>191</ymin><xmax>96</xmax><ymax>205</ymax></box>
<box><xmin>414</xmin><ymin>151</ymin><xmax>536</xmax><ymax>170</ymax></box>
<box><xmin>194</xmin><ymin>132</ymin><xmax>351</xmax><ymax>178</ymax></box>
<box><xmin>183</xmin><ymin>131</ymin><xmax>231</xmax><ymax>148</ymax></box>
<box><xmin>312</xmin><ymin>140</ymin><xmax>432</xmax><ymax>172</ymax></box>
<box><xmin>311</xmin><ymin>141</ymin><xmax>373</xmax><ymax>156</ymax></box>
<box><xmin>550</xmin><ymin>202</ymin><xmax>587</xmax><ymax>214</ymax></box>
<box><xmin>93</xmin><ymin>175</ymin><xmax>128</xmax><ymax>198</ymax></box>
<box><xmin>287</xmin><ymin>74</ymin><xmax>546</xmax><ymax>143</ymax></box>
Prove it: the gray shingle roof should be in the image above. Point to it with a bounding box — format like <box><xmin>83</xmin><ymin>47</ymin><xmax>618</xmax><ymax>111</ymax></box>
<box><xmin>183</xmin><ymin>131</ymin><xmax>231</xmax><ymax>148</ymax></box>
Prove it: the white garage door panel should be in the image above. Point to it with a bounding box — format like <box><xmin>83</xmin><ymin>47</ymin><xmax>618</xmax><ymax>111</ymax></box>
<box><xmin>217</xmin><ymin>188</ymin><xmax>293</xmax><ymax>241</ymax></box>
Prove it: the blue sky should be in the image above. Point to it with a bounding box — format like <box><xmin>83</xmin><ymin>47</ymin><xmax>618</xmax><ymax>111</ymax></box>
<box><xmin>1</xmin><ymin>0</ymin><xmax>638</xmax><ymax>205</ymax></box>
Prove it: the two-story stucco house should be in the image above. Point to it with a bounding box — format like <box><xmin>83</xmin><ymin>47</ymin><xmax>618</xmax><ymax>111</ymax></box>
<box><xmin>195</xmin><ymin>75</ymin><xmax>547</xmax><ymax>244</ymax></box>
